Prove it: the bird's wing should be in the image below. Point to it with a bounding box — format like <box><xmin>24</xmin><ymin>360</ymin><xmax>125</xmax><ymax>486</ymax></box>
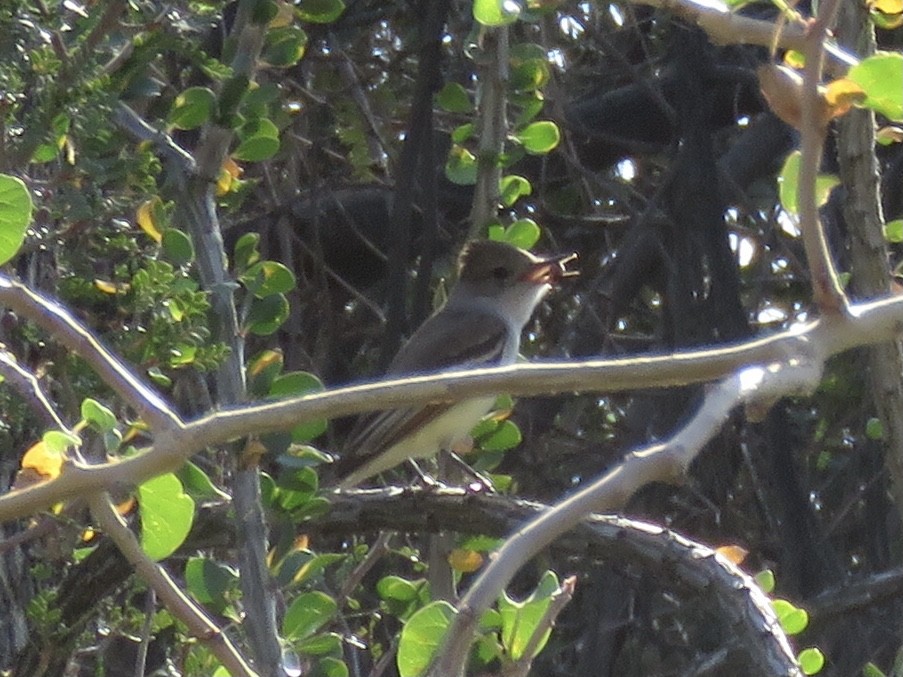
<box><xmin>337</xmin><ymin>310</ymin><xmax>509</xmax><ymax>476</ymax></box>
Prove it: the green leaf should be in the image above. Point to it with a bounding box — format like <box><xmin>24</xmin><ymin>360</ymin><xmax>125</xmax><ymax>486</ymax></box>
<box><xmin>247</xmin><ymin>348</ymin><xmax>285</xmax><ymax>397</ymax></box>
<box><xmin>515</xmin><ymin>120</ymin><xmax>560</xmax><ymax>154</ymax></box>
<box><xmin>436</xmin><ymin>82</ymin><xmax>474</xmax><ymax>113</ymax></box>
<box><xmin>315</xmin><ymin>656</ymin><xmax>349</xmax><ymax>677</ymax></box>
<box><xmin>184</xmin><ymin>556</ymin><xmax>238</xmax><ymax>607</ymax></box>
<box><xmin>234</xmin><ymin>119</ymin><xmax>281</xmax><ymax>161</ymax></box>
<box><xmin>847</xmin><ymin>52</ymin><xmax>903</xmax><ymax>122</ymax></box>
<box><xmin>499</xmin><ymin>570</ymin><xmax>559</xmax><ymax>660</ymax></box>
<box><xmin>81</xmin><ymin>398</ymin><xmax>117</xmax><ymax>432</ymax></box>
<box><xmin>297</xmin><ymin>0</ymin><xmax>346</xmax><ymax>23</ymax></box>
<box><xmin>754</xmin><ymin>569</ymin><xmax>775</xmax><ymax>594</ymax></box>
<box><xmin>241</xmin><ymin>260</ymin><xmax>297</xmax><ymax>298</ymax></box>
<box><xmin>377</xmin><ymin>575</ymin><xmax>421</xmax><ymax>602</ymax></box>
<box><xmin>162</xmin><ymin>228</ymin><xmax>195</xmax><ymax>266</ymax></box>
<box><xmin>777</xmin><ymin>151</ymin><xmax>839</xmax><ymax>215</ymax></box>
<box><xmin>445</xmin><ymin>145</ymin><xmax>478</xmax><ymax>185</ymax></box>
<box><xmin>397</xmin><ymin>601</ymin><xmax>456</xmax><ymax>677</ymax></box>
<box><xmin>263</xmin><ymin>26</ymin><xmax>308</xmax><ymax>67</ymax></box>
<box><xmin>269</xmin><ymin>372</ymin><xmax>327</xmax><ymax>442</ymax></box>
<box><xmin>451</xmin><ymin>123</ymin><xmax>475</xmax><ymax>144</ymax></box>
<box><xmin>499</xmin><ymin>175</ymin><xmax>532</xmax><ymax>207</ymax></box>
<box><xmin>0</xmin><ymin>175</ymin><xmax>32</xmax><ymax>265</ymax></box>
<box><xmin>479</xmin><ymin>419</ymin><xmax>522</xmax><ymax>451</ymax></box>
<box><xmin>884</xmin><ymin>219</ymin><xmax>903</xmax><ymax>243</ymax></box>
<box><xmin>138</xmin><ymin>473</ymin><xmax>195</xmax><ymax>561</ymax></box>
<box><xmin>42</xmin><ymin>430</ymin><xmax>80</xmax><ymax>457</ymax></box>
<box><xmin>473</xmin><ymin>0</ymin><xmax>521</xmax><ymax>26</ymax></box>
<box><xmin>169</xmin><ymin>87</ymin><xmax>216</xmax><ymax>130</ymax></box>
<box><xmin>177</xmin><ymin>461</ymin><xmax>231</xmax><ymax>501</ymax></box>
<box><xmin>772</xmin><ymin>598</ymin><xmax>809</xmax><ymax>635</ymax></box>
<box><xmin>798</xmin><ymin>647</ymin><xmax>825</xmax><ymax>675</ymax></box>
<box><xmin>247</xmin><ymin>293</ymin><xmax>290</xmax><ymax>335</ymax></box>
<box><xmin>296</xmin><ymin>632</ymin><xmax>343</xmax><ymax>656</ymax></box>
<box><xmin>510</xmin><ymin>58</ymin><xmax>550</xmax><ymax>93</ymax></box>
<box><xmin>282</xmin><ymin>591</ymin><xmax>338</xmax><ymax>639</ymax></box>
<box><xmin>866</xmin><ymin>417</ymin><xmax>885</xmax><ymax>440</ymax></box>
<box><xmin>862</xmin><ymin>662</ymin><xmax>887</xmax><ymax>677</ymax></box>
<box><xmin>234</xmin><ymin>232</ymin><xmax>261</xmax><ymax>272</ymax></box>
<box><xmin>501</xmin><ymin>218</ymin><xmax>541</xmax><ymax>249</ymax></box>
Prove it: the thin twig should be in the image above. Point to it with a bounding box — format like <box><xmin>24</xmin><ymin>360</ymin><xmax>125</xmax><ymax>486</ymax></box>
<box><xmin>798</xmin><ymin>0</ymin><xmax>848</xmax><ymax>314</ymax></box>
<box><xmin>0</xmin><ymin>276</ymin><xmax>182</xmax><ymax>431</ymax></box>
<box><xmin>87</xmin><ymin>494</ymin><xmax>258</xmax><ymax>677</ymax></box>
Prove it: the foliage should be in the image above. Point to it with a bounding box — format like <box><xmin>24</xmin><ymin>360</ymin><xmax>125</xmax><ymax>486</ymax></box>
<box><xmin>0</xmin><ymin>0</ymin><xmax>901</xmax><ymax>676</ymax></box>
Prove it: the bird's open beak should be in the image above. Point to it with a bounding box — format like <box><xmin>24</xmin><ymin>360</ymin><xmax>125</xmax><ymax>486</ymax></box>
<box><xmin>521</xmin><ymin>252</ymin><xmax>579</xmax><ymax>284</ymax></box>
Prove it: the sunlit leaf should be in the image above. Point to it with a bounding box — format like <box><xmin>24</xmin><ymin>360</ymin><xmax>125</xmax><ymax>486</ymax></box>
<box><xmin>138</xmin><ymin>473</ymin><xmax>195</xmax><ymax>560</ymax></box>
<box><xmin>0</xmin><ymin>175</ymin><xmax>32</xmax><ymax>266</ymax></box>
<box><xmin>397</xmin><ymin>601</ymin><xmax>455</xmax><ymax>677</ymax></box>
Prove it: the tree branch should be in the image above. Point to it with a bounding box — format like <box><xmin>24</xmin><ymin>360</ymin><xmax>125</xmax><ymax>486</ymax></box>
<box><xmin>87</xmin><ymin>494</ymin><xmax>258</xmax><ymax>677</ymax></box>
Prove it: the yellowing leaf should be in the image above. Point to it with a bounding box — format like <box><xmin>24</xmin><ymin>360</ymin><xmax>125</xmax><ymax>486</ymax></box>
<box><xmin>783</xmin><ymin>50</ymin><xmax>805</xmax><ymax>69</ymax></box>
<box><xmin>270</xmin><ymin>0</ymin><xmax>295</xmax><ymax>27</ymax></box>
<box><xmin>82</xmin><ymin>527</ymin><xmax>96</xmax><ymax>542</ymax></box>
<box><xmin>116</xmin><ymin>496</ymin><xmax>136</xmax><ymax>515</ymax></box>
<box><xmin>824</xmin><ymin>78</ymin><xmax>867</xmax><ymax>118</ymax></box>
<box><xmin>715</xmin><ymin>544</ymin><xmax>749</xmax><ymax>565</ymax></box>
<box><xmin>448</xmin><ymin>548</ymin><xmax>484</xmax><ymax>573</ymax></box>
<box><xmin>94</xmin><ymin>279</ymin><xmax>130</xmax><ymax>294</ymax></box>
<box><xmin>869</xmin><ymin>0</ymin><xmax>902</xmax><ymax>13</ymax></box>
<box><xmin>217</xmin><ymin>157</ymin><xmax>243</xmax><ymax>196</ymax></box>
<box><xmin>20</xmin><ymin>440</ymin><xmax>64</xmax><ymax>480</ymax></box>
<box><xmin>137</xmin><ymin>198</ymin><xmax>163</xmax><ymax>243</ymax></box>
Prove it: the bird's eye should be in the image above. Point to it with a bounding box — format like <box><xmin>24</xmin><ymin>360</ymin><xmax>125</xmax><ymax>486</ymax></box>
<box><xmin>492</xmin><ymin>266</ymin><xmax>509</xmax><ymax>280</ymax></box>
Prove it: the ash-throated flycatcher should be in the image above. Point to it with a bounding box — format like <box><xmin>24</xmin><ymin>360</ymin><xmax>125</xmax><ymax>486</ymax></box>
<box><xmin>335</xmin><ymin>239</ymin><xmax>577</xmax><ymax>488</ymax></box>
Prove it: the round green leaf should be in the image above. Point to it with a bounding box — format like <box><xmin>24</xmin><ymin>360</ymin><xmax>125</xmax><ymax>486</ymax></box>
<box><xmin>436</xmin><ymin>82</ymin><xmax>474</xmax><ymax>114</ymax></box>
<box><xmin>263</xmin><ymin>26</ymin><xmax>308</xmax><ymax>67</ymax></box>
<box><xmin>498</xmin><ymin>570</ymin><xmax>558</xmax><ymax>661</ymax></box>
<box><xmin>377</xmin><ymin>575</ymin><xmax>421</xmax><ymax>602</ymax></box>
<box><xmin>502</xmin><ymin>218</ymin><xmax>541</xmax><ymax>249</ymax></box>
<box><xmin>297</xmin><ymin>0</ymin><xmax>346</xmax><ymax>23</ymax></box>
<box><xmin>847</xmin><ymin>52</ymin><xmax>903</xmax><ymax>122</ymax></box>
<box><xmin>138</xmin><ymin>473</ymin><xmax>195</xmax><ymax>561</ymax></box>
<box><xmin>499</xmin><ymin>175</ymin><xmax>532</xmax><ymax>207</ymax></box>
<box><xmin>177</xmin><ymin>461</ymin><xmax>230</xmax><ymax>501</ymax></box>
<box><xmin>866</xmin><ymin>417</ymin><xmax>885</xmax><ymax>440</ymax></box>
<box><xmin>241</xmin><ymin>260</ymin><xmax>296</xmax><ymax>298</ymax></box>
<box><xmin>282</xmin><ymin>591</ymin><xmax>338</xmax><ymax>640</ymax></box>
<box><xmin>772</xmin><ymin>599</ymin><xmax>809</xmax><ymax>635</ymax></box>
<box><xmin>397</xmin><ymin>601</ymin><xmax>456</xmax><ymax>677</ymax></box>
<box><xmin>43</xmin><ymin>429</ymin><xmax>80</xmax><ymax>454</ymax></box>
<box><xmin>777</xmin><ymin>151</ymin><xmax>839</xmax><ymax>215</ymax></box>
<box><xmin>798</xmin><ymin>647</ymin><xmax>826</xmax><ymax>675</ymax></box>
<box><xmin>515</xmin><ymin>120</ymin><xmax>560</xmax><ymax>154</ymax></box>
<box><xmin>296</xmin><ymin>632</ymin><xmax>343</xmax><ymax>656</ymax></box>
<box><xmin>479</xmin><ymin>419</ymin><xmax>522</xmax><ymax>451</ymax></box>
<box><xmin>234</xmin><ymin>135</ymin><xmax>280</xmax><ymax>162</ymax></box>
<box><xmin>473</xmin><ymin>0</ymin><xmax>521</xmax><ymax>26</ymax></box>
<box><xmin>0</xmin><ymin>175</ymin><xmax>32</xmax><ymax>265</ymax></box>
<box><xmin>233</xmin><ymin>232</ymin><xmax>261</xmax><ymax>272</ymax></box>
<box><xmin>445</xmin><ymin>145</ymin><xmax>478</xmax><ymax>185</ymax></box>
<box><xmin>754</xmin><ymin>569</ymin><xmax>775</xmax><ymax>594</ymax></box>
<box><xmin>162</xmin><ymin>228</ymin><xmax>195</xmax><ymax>266</ymax></box>
<box><xmin>269</xmin><ymin>371</ymin><xmax>326</xmax><ymax>441</ymax></box>
<box><xmin>81</xmin><ymin>398</ymin><xmax>117</xmax><ymax>432</ymax></box>
<box><xmin>884</xmin><ymin>219</ymin><xmax>903</xmax><ymax>243</ymax></box>
<box><xmin>247</xmin><ymin>293</ymin><xmax>290</xmax><ymax>335</ymax></box>
<box><xmin>452</xmin><ymin>123</ymin><xmax>475</xmax><ymax>144</ymax></box>
<box><xmin>316</xmin><ymin>656</ymin><xmax>349</xmax><ymax>677</ymax></box>
<box><xmin>169</xmin><ymin>87</ymin><xmax>216</xmax><ymax>130</ymax></box>
<box><xmin>185</xmin><ymin>556</ymin><xmax>238</xmax><ymax>606</ymax></box>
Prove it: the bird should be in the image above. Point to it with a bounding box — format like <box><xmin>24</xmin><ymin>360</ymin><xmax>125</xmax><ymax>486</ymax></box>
<box><xmin>334</xmin><ymin>239</ymin><xmax>577</xmax><ymax>489</ymax></box>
